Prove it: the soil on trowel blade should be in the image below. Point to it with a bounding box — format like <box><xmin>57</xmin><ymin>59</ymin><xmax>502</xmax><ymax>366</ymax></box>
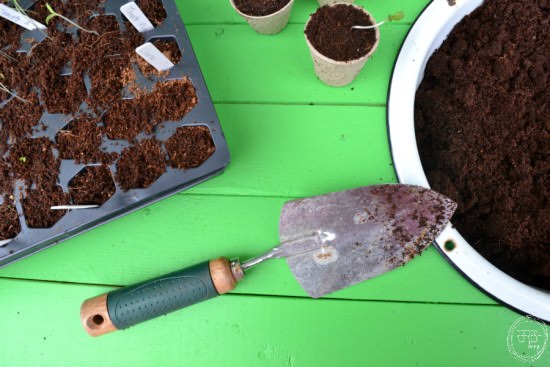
<box><xmin>415</xmin><ymin>0</ymin><xmax>549</xmax><ymax>289</ymax></box>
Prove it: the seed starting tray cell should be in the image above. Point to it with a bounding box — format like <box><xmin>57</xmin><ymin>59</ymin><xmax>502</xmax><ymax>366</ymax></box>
<box><xmin>0</xmin><ymin>0</ymin><xmax>230</xmax><ymax>266</ymax></box>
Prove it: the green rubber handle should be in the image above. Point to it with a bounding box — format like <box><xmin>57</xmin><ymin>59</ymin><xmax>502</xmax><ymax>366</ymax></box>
<box><xmin>107</xmin><ymin>261</ymin><xmax>218</xmax><ymax>330</ymax></box>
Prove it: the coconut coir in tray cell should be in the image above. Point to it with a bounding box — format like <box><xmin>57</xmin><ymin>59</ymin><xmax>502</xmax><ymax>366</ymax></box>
<box><xmin>0</xmin><ymin>0</ymin><xmax>229</xmax><ymax>266</ymax></box>
<box><xmin>415</xmin><ymin>0</ymin><xmax>549</xmax><ymax>289</ymax></box>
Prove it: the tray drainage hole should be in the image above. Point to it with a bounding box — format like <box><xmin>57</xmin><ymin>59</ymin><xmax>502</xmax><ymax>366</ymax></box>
<box><xmin>87</xmin><ymin>314</ymin><xmax>105</xmax><ymax>329</ymax></box>
<box><xmin>444</xmin><ymin>240</ymin><xmax>456</xmax><ymax>252</ymax></box>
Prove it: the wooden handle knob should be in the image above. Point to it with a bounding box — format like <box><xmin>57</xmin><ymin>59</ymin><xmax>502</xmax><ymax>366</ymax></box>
<box><xmin>209</xmin><ymin>257</ymin><xmax>243</xmax><ymax>294</ymax></box>
<box><xmin>80</xmin><ymin>293</ymin><xmax>118</xmax><ymax>337</ymax></box>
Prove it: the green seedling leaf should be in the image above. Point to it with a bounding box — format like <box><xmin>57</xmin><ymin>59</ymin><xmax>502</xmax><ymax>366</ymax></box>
<box><xmin>387</xmin><ymin>11</ymin><xmax>405</xmax><ymax>22</ymax></box>
<box><xmin>352</xmin><ymin>10</ymin><xmax>405</xmax><ymax>30</ymax></box>
<box><xmin>45</xmin><ymin>13</ymin><xmax>56</xmax><ymax>25</ymax></box>
<box><xmin>18</xmin><ymin>156</ymin><xmax>27</xmax><ymax>163</ymax></box>
<box><xmin>44</xmin><ymin>2</ymin><xmax>99</xmax><ymax>35</ymax></box>
<box><xmin>45</xmin><ymin>3</ymin><xmax>58</xmax><ymax>24</ymax></box>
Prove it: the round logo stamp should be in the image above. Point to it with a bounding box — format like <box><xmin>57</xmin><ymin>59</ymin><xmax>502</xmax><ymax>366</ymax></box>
<box><xmin>507</xmin><ymin>315</ymin><xmax>548</xmax><ymax>363</ymax></box>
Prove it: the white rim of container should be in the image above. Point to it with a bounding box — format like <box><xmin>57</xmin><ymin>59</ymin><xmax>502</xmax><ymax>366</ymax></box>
<box><xmin>387</xmin><ymin>0</ymin><xmax>550</xmax><ymax>322</ymax></box>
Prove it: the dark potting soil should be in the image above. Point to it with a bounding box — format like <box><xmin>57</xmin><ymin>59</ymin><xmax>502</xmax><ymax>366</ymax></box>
<box><xmin>165</xmin><ymin>126</ymin><xmax>216</xmax><ymax>169</ymax></box>
<box><xmin>415</xmin><ymin>0</ymin><xmax>549</xmax><ymax>289</ymax></box>
<box><xmin>104</xmin><ymin>98</ymin><xmax>154</xmax><ymax>140</ymax></box>
<box><xmin>79</xmin><ymin>15</ymin><xmax>135</xmax><ymax>109</ymax></box>
<box><xmin>0</xmin><ymin>159</ymin><xmax>12</xmax><ymax>195</ymax></box>
<box><xmin>305</xmin><ymin>4</ymin><xmax>376</xmax><ymax>62</ymax></box>
<box><xmin>0</xmin><ymin>18</ymin><xmax>23</xmax><ymax>51</ymax></box>
<box><xmin>23</xmin><ymin>185</ymin><xmax>69</xmax><ymax>228</ymax></box>
<box><xmin>150</xmin><ymin>79</ymin><xmax>197</xmax><ymax>124</ymax></box>
<box><xmin>0</xmin><ymin>94</ymin><xmax>43</xmax><ymax>154</ymax></box>
<box><xmin>135</xmin><ymin>0</ymin><xmax>167</xmax><ymax>26</ymax></box>
<box><xmin>104</xmin><ymin>79</ymin><xmax>197</xmax><ymax>140</ymax></box>
<box><xmin>8</xmin><ymin>137</ymin><xmax>59</xmax><ymax>189</ymax></box>
<box><xmin>116</xmin><ymin>139</ymin><xmax>166</xmax><ymax>191</ymax></box>
<box><xmin>69</xmin><ymin>165</ymin><xmax>115</xmax><ymax>205</ymax></box>
<box><xmin>0</xmin><ymin>196</ymin><xmax>20</xmax><ymax>239</ymax></box>
<box><xmin>56</xmin><ymin>117</ymin><xmax>117</xmax><ymax>164</ymax></box>
<box><xmin>234</xmin><ymin>0</ymin><xmax>290</xmax><ymax>16</ymax></box>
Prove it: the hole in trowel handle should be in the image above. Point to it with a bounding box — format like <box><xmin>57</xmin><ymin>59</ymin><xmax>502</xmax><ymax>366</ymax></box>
<box><xmin>87</xmin><ymin>314</ymin><xmax>105</xmax><ymax>329</ymax></box>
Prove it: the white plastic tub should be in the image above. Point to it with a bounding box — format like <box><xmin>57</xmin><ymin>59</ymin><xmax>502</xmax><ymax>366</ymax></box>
<box><xmin>387</xmin><ymin>0</ymin><xmax>550</xmax><ymax>322</ymax></box>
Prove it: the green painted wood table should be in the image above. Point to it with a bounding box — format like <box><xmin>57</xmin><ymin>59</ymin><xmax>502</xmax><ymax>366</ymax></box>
<box><xmin>1</xmin><ymin>1</ymin><xmax>548</xmax><ymax>366</ymax></box>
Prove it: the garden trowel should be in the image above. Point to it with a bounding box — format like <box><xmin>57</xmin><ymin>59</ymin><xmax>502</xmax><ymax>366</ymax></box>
<box><xmin>81</xmin><ymin>184</ymin><xmax>456</xmax><ymax>336</ymax></box>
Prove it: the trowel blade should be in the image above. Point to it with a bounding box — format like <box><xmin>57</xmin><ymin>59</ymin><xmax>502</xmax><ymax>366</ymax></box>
<box><xmin>279</xmin><ymin>184</ymin><xmax>456</xmax><ymax>298</ymax></box>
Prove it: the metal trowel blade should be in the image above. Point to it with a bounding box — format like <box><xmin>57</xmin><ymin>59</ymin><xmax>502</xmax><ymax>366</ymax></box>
<box><xmin>279</xmin><ymin>184</ymin><xmax>456</xmax><ymax>298</ymax></box>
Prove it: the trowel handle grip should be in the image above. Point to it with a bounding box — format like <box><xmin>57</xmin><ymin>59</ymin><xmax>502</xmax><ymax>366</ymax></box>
<box><xmin>80</xmin><ymin>258</ymin><xmax>243</xmax><ymax>337</ymax></box>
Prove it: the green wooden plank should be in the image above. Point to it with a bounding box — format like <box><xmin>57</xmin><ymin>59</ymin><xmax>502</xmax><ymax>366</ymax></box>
<box><xmin>178</xmin><ymin>0</ymin><xmax>430</xmax><ymax>25</ymax></box>
<box><xmin>0</xmin><ymin>194</ymin><xmax>494</xmax><ymax>305</ymax></box>
<box><xmin>188</xmin><ymin>104</ymin><xmax>397</xmax><ymax>197</ymax></box>
<box><xmin>186</xmin><ymin>24</ymin><xmax>408</xmax><ymax>105</ymax></box>
<box><xmin>0</xmin><ymin>278</ymin><xmax>546</xmax><ymax>367</ymax></box>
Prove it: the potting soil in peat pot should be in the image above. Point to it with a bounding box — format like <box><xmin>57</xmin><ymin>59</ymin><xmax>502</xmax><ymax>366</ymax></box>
<box><xmin>0</xmin><ymin>0</ymin><xmax>229</xmax><ymax>265</ymax></box>
<box><xmin>233</xmin><ymin>0</ymin><xmax>291</xmax><ymax>17</ymax></box>
<box><xmin>414</xmin><ymin>0</ymin><xmax>549</xmax><ymax>289</ymax></box>
<box><xmin>304</xmin><ymin>4</ymin><xmax>376</xmax><ymax>62</ymax></box>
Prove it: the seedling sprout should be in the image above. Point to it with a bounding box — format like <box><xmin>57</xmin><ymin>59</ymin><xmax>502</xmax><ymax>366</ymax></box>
<box><xmin>0</xmin><ymin>72</ymin><xmax>30</xmax><ymax>103</ymax></box>
<box><xmin>0</xmin><ymin>50</ymin><xmax>16</xmax><ymax>62</ymax></box>
<box><xmin>44</xmin><ymin>3</ymin><xmax>99</xmax><ymax>35</ymax></box>
<box><xmin>11</xmin><ymin>0</ymin><xmax>50</xmax><ymax>38</ymax></box>
<box><xmin>352</xmin><ymin>11</ymin><xmax>405</xmax><ymax>30</ymax></box>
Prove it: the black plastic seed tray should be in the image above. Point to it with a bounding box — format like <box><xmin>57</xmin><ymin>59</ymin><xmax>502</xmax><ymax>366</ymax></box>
<box><xmin>0</xmin><ymin>0</ymin><xmax>230</xmax><ymax>266</ymax></box>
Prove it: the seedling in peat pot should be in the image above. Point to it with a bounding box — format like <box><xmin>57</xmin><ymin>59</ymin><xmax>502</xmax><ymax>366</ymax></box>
<box><xmin>352</xmin><ymin>11</ymin><xmax>405</xmax><ymax>30</ymax></box>
<box><xmin>44</xmin><ymin>3</ymin><xmax>99</xmax><ymax>35</ymax></box>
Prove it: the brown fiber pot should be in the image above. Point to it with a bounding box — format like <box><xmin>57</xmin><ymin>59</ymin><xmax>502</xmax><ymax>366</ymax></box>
<box><xmin>305</xmin><ymin>3</ymin><xmax>380</xmax><ymax>87</ymax></box>
<box><xmin>230</xmin><ymin>0</ymin><xmax>294</xmax><ymax>35</ymax></box>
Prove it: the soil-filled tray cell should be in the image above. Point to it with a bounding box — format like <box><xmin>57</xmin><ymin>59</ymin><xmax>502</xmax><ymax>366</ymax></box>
<box><xmin>137</xmin><ymin>37</ymin><xmax>182</xmax><ymax>77</ymax></box>
<box><xmin>69</xmin><ymin>165</ymin><xmax>116</xmax><ymax>206</ymax></box>
<box><xmin>165</xmin><ymin>126</ymin><xmax>216</xmax><ymax>169</ymax></box>
<box><xmin>116</xmin><ymin>138</ymin><xmax>166</xmax><ymax>191</ymax></box>
<box><xmin>22</xmin><ymin>185</ymin><xmax>69</xmax><ymax>229</ymax></box>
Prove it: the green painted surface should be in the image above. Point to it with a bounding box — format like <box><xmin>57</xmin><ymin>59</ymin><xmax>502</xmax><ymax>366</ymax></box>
<box><xmin>185</xmin><ymin>24</ymin><xmax>408</xmax><ymax>105</ymax></box>
<box><xmin>1</xmin><ymin>0</ymin><xmax>548</xmax><ymax>366</ymax></box>
<box><xmin>0</xmin><ymin>278</ymin><xmax>547</xmax><ymax>367</ymax></box>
